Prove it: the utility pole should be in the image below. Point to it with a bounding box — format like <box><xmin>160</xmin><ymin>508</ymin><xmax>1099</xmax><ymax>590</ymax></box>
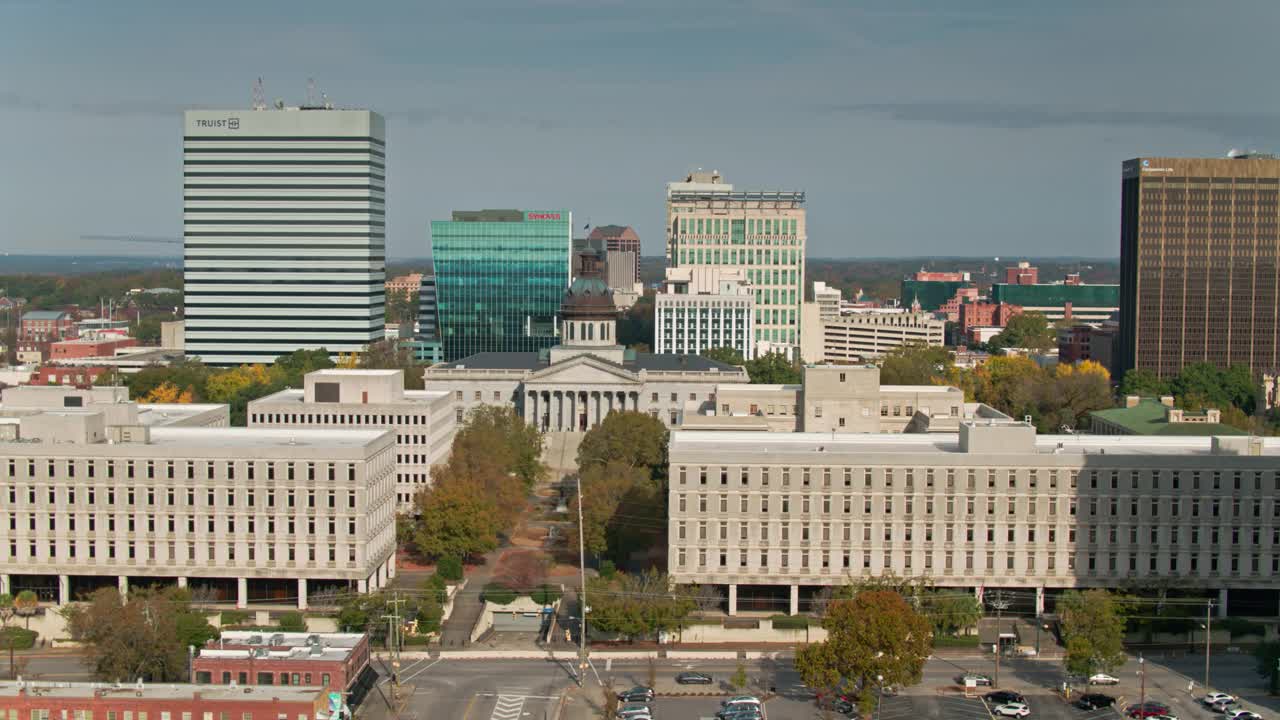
<box><xmin>576</xmin><ymin>473</ymin><xmax>589</xmax><ymax>687</ymax></box>
<box><xmin>383</xmin><ymin>594</ymin><xmax>407</xmax><ymax>705</ymax></box>
<box><xmin>1139</xmin><ymin>654</ymin><xmax>1145</xmax><ymax>713</ymax></box>
<box><xmin>1204</xmin><ymin>600</ymin><xmax>1213</xmax><ymax>693</ymax></box>
<box><xmin>986</xmin><ymin>591</ymin><xmax>1011</xmax><ymax>689</ymax></box>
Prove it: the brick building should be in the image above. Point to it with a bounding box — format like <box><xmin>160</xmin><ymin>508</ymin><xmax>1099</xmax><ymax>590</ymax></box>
<box><xmin>958</xmin><ymin>301</ymin><xmax>1022</xmax><ymax>332</ymax></box>
<box><xmin>587</xmin><ymin>225</ymin><xmax>641</xmax><ymax>282</ymax></box>
<box><xmin>50</xmin><ymin>337</ymin><xmax>139</xmax><ymax>360</ymax></box>
<box><xmin>19</xmin><ymin>311</ymin><xmax>75</xmax><ymax>343</ymax></box>
<box><xmin>0</xmin><ymin>682</ymin><xmax>328</xmax><ymax>720</ymax></box>
<box><xmin>384</xmin><ymin>273</ymin><xmax>422</xmax><ymax>299</ymax></box>
<box><xmin>193</xmin><ymin>631</ymin><xmax>375</xmax><ymax>706</ymax></box>
<box><xmin>31</xmin><ymin>365</ymin><xmax>112</xmax><ymax>386</ymax></box>
<box><xmin>937</xmin><ymin>287</ymin><xmax>980</xmax><ymax>321</ymax></box>
<box><xmin>1004</xmin><ymin>261</ymin><xmax>1039</xmax><ymax>285</ymax></box>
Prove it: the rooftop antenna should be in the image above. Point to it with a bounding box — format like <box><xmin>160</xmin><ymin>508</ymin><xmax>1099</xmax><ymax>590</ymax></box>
<box><xmin>306</xmin><ymin>77</ymin><xmax>317</xmax><ymax>107</ymax></box>
<box><xmin>251</xmin><ymin>77</ymin><xmax>266</xmax><ymax>111</ymax></box>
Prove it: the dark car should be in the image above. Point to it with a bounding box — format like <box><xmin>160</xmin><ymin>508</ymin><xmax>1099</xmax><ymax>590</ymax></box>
<box><xmin>986</xmin><ymin>691</ymin><xmax>1026</xmax><ymax>705</ymax></box>
<box><xmin>1126</xmin><ymin>702</ymin><xmax>1170</xmax><ymax>718</ymax></box>
<box><xmin>676</xmin><ymin>671</ymin><xmax>714</xmax><ymax>685</ymax></box>
<box><xmin>617</xmin><ymin>686</ymin><xmax>655</xmax><ymax>703</ymax></box>
<box><xmin>1076</xmin><ymin>693</ymin><xmax>1116</xmax><ymax>710</ymax></box>
<box><xmin>817</xmin><ymin>696</ymin><xmax>857</xmax><ymax>717</ymax></box>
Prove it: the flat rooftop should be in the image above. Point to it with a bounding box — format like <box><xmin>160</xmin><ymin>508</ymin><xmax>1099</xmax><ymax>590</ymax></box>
<box><xmin>199</xmin><ymin>631</ymin><xmax>364</xmax><ymax>663</ymax></box>
<box><xmin>669</xmin><ymin>429</ymin><xmax>1280</xmax><ymax>458</ymax></box>
<box><xmin>136</xmin><ymin>403</ymin><xmax>227</xmax><ymax>426</ymax></box>
<box><xmin>0</xmin><ymin>681</ymin><xmax>322</xmax><ymax>703</ymax></box>
<box><xmin>880</xmin><ymin>385</ymin><xmax>960</xmax><ymax>394</ymax></box>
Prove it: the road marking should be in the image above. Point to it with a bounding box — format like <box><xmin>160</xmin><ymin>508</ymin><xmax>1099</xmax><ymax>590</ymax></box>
<box><xmin>399</xmin><ymin>657</ymin><xmax>442</xmax><ymax>683</ymax></box>
<box><xmin>489</xmin><ymin>694</ymin><xmax>526</xmax><ymax>720</ymax></box>
<box><xmin>461</xmin><ymin>695</ymin><xmax>477</xmax><ymax>720</ymax></box>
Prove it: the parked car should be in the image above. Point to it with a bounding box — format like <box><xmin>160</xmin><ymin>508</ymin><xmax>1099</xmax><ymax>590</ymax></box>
<box><xmin>1225</xmin><ymin>712</ymin><xmax>1260</xmax><ymax>720</ymax></box>
<box><xmin>676</xmin><ymin>671</ymin><xmax>713</xmax><ymax>685</ymax></box>
<box><xmin>1210</xmin><ymin>700</ymin><xmax>1240</xmax><ymax>713</ymax></box>
<box><xmin>617</xmin><ymin>687</ymin><xmax>655</xmax><ymax>703</ymax></box>
<box><xmin>1089</xmin><ymin>673</ymin><xmax>1121</xmax><ymax>685</ymax></box>
<box><xmin>818</xmin><ymin>695</ymin><xmax>857</xmax><ymax>717</ymax></box>
<box><xmin>617</xmin><ymin>704</ymin><xmax>653</xmax><ymax>719</ymax></box>
<box><xmin>1204</xmin><ymin>694</ymin><xmax>1237</xmax><ymax>707</ymax></box>
<box><xmin>994</xmin><ymin>702</ymin><xmax>1031</xmax><ymax>718</ymax></box>
<box><xmin>1126</xmin><ymin>702</ymin><xmax>1171</xmax><ymax>718</ymax></box>
<box><xmin>716</xmin><ymin>707</ymin><xmax>763</xmax><ymax>720</ymax></box>
<box><xmin>721</xmin><ymin>696</ymin><xmax>762</xmax><ymax>708</ymax></box>
<box><xmin>986</xmin><ymin>691</ymin><xmax>1026</xmax><ymax>705</ymax></box>
<box><xmin>1149</xmin><ymin>715</ymin><xmax>1179</xmax><ymax>720</ymax></box>
<box><xmin>957</xmin><ymin>673</ymin><xmax>992</xmax><ymax>686</ymax></box>
<box><xmin>1076</xmin><ymin>694</ymin><xmax>1116</xmax><ymax>710</ymax></box>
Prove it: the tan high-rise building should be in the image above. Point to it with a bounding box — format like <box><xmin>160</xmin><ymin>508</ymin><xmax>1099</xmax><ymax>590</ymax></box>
<box><xmin>666</xmin><ymin>171</ymin><xmax>806</xmax><ymax>357</ymax></box>
<box><xmin>1119</xmin><ymin>155</ymin><xmax>1280</xmax><ymax>379</ymax></box>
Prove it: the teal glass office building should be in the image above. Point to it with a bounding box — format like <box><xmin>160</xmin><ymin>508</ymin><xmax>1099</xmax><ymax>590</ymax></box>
<box><xmin>431</xmin><ymin>209</ymin><xmax>572</xmax><ymax>361</ymax></box>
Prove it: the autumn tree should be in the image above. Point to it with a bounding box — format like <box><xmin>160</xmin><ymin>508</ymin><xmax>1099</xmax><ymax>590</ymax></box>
<box><xmin>62</xmin><ymin>587</ymin><xmax>218</xmax><ymax>682</ymax></box>
<box><xmin>572</xmin><ymin>412</ymin><xmax>670</xmax><ymax>563</ymax></box>
<box><xmin>12</xmin><ymin>591</ymin><xmax>37</xmax><ymax>630</ymax></box>
<box><xmin>879</xmin><ymin>343</ymin><xmax>954</xmax><ymax>386</ymax></box>
<box><xmin>796</xmin><ymin>591</ymin><xmax>932</xmax><ymax>714</ymax></box>
<box><xmin>141</xmin><ymin>382</ymin><xmax>193</xmax><ymax>404</ymax></box>
<box><xmin>922</xmin><ymin>592</ymin><xmax>982</xmax><ymax>637</ymax></box>
<box><xmin>450</xmin><ymin>405</ymin><xmax>547</xmax><ymax>490</ymax></box>
<box><xmin>1040</xmin><ymin>361</ymin><xmax>1112</xmax><ymax>432</ymax></box>
<box><xmin>1059</xmin><ymin>590</ymin><xmax>1128</xmax><ymax>676</ymax></box>
<box><xmin>411</xmin><ymin>475</ymin><xmax>503</xmax><ymax>561</ymax></box>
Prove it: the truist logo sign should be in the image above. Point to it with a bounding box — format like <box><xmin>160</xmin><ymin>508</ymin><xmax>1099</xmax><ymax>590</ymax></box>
<box><xmin>527</xmin><ymin>212</ymin><xmax>561</xmax><ymax>220</ymax></box>
<box><xmin>195</xmin><ymin>118</ymin><xmax>240</xmax><ymax>130</ymax></box>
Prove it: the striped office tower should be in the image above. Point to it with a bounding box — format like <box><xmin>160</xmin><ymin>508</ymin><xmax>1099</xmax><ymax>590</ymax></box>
<box><xmin>182</xmin><ymin>108</ymin><xmax>386</xmax><ymax>365</ymax></box>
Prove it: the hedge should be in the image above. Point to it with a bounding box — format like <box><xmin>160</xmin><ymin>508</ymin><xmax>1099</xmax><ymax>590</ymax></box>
<box><xmin>276</xmin><ymin>611</ymin><xmax>307</xmax><ymax>633</ymax></box>
<box><xmin>436</xmin><ymin>556</ymin><xmax>463</xmax><ymax>582</ymax></box>
<box><xmin>933</xmin><ymin>634</ymin><xmax>980</xmax><ymax>648</ymax></box>
<box><xmin>770</xmin><ymin>614</ymin><xmax>813</xmax><ymax>630</ymax></box>
<box><xmin>0</xmin><ymin>627</ymin><xmax>37</xmax><ymax>650</ymax></box>
<box><xmin>483</xmin><ymin>583</ymin><xmax>517</xmax><ymax>605</ymax></box>
<box><xmin>220</xmin><ymin>610</ymin><xmax>251</xmax><ymax>627</ymax></box>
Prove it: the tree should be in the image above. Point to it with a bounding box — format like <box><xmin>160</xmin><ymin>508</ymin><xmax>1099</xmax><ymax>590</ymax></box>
<box><xmin>1038</xmin><ymin>361</ymin><xmax>1113</xmax><ymax>433</ymax></box>
<box><xmin>276</xmin><ymin>612</ymin><xmax>307</xmax><ymax>633</ymax></box>
<box><xmin>795</xmin><ymin>591</ymin><xmax>932</xmax><ymax>714</ymax></box>
<box><xmin>449</xmin><ymin>405</ymin><xmax>547</xmax><ymax>491</ymax></box>
<box><xmin>731</xmin><ymin>663</ymin><xmax>748</xmax><ymax>691</ymax></box>
<box><xmin>585</xmin><ymin>570</ymin><xmax>695</xmax><ymax>642</ymax></box>
<box><xmin>415</xmin><ymin>598</ymin><xmax>443</xmax><ymax>636</ymax></box>
<box><xmin>141</xmin><ymin>382</ymin><xmax>193</xmax><ymax>404</ymax></box>
<box><xmin>577</xmin><ymin>411</ymin><xmax>669</xmax><ymax>477</ymax></box>
<box><xmin>12</xmin><ymin>591</ymin><xmax>37</xmax><ymax>630</ymax></box>
<box><xmin>744</xmin><ymin>352</ymin><xmax>802</xmax><ymax>384</ymax></box>
<box><xmin>357</xmin><ymin>340</ymin><xmax>425</xmax><ymax>390</ymax></box>
<box><xmin>701</xmin><ymin>346</ymin><xmax>745</xmax><ymax>367</ymax></box>
<box><xmin>411</xmin><ymin>476</ymin><xmax>503</xmax><ymax>561</ymax></box>
<box><xmin>571</xmin><ymin>459</ymin><xmax>660</xmax><ymax>561</ymax></box>
<box><xmin>62</xmin><ymin>587</ymin><xmax>217</xmax><ymax>682</ymax></box>
<box><xmin>879</xmin><ymin>343</ymin><xmax>953</xmax><ymax>386</ymax></box>
<box><xmin>0</xmin><ymin>594</ymin><xmax>12</xmax><ymax>629</ymax></box>
<box><xmin>923</xmin><ymin>592</ymin><xmax>981</xmax><ymax>637</ymax></box>
<box><xmin>1059</xmin><ymin>590</ymin><xmax>1127</xmax><ymax>676</ymax></box>
<box><xmin>989</xmin><ymin>312</ymin><xmax>1055</xmax><ymax>353</ymax></box>
<box><xmin>436</xmin><ymin>555</ymin><xmax>464</xmax><ymax>582</ymax></box>
<box><xmin>497</xmin><ymin>550</ymin><xmax>550</xmax><ymax>590</ymax></box>
<box><xmin>1119</xmin><ymin>368</ymin><xmax>1168</xmax><ymax>398</ymax></box>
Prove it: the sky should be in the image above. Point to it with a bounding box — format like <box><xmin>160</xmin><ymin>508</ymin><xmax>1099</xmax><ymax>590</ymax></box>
<box><xmin>2</xmin><ymin>0</ymin><xmax>1280</xmax><ymax>260</ymax></box>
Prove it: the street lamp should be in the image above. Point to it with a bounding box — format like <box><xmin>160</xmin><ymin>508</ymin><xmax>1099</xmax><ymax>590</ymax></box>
<box><xmin>1138</xmin><ymin>654</ymin><xmax>1146</xmax><ymax>714</ymax></box>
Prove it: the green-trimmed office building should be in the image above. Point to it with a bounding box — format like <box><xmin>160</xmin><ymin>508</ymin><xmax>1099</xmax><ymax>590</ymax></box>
<box><xmin>991</xmin><ymin>282</ymin><xmax>1119</xmax><ymax>323</ymax></box>
<box><xmin>431</xmin><ymin>209</ymin><xmax>571</xmax><ymax>362</ymax></box>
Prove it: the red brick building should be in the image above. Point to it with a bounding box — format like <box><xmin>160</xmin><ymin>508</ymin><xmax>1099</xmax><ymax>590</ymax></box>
<box><xmin>937</xmin><ymin>287</ymin><xmax>981</xmax><ymax>321</ymax></box>
<box><xmin>1004</xmin><ymin>262</ymin><xmax>1039</xmax><ymax>285</ymax></box>
<box><xmin>32</xmin><ymin>365</ymin><xmax>111</xmax><ymax>386</ymax></box>
<box><xmin>193</xmin><ymin>632</ymin><xmax>374</xmax><ymax>706</ymax></box>
<box><xmin>0</xmin><ymin>681</ymin><xmax>327</xmax><ymax>720</ymax></box>
<box><xmin>958</xmin><ymin>301</ymin><xmax>1023</xmax><ymax>332</ymax></box>
<box><xmin>1058</xmin><ymin>323</ymin><xmax>1096</xmax><ymax>364</ymax></box>
<box><xmin>19</xmin><ymin>311</ymin><xmax>75</xmax><ymax>343</ymax></box>
<box><xmin>50</xmin><ymin>337</ymin><xmax>138</xmax><ymax>360</ymax></box>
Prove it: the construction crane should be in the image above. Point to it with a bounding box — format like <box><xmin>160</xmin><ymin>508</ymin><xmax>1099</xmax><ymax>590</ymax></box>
<box><xmin>80</xmin><ymin>234</ymin><xmax>181</xmax><ymax>246</ymax></box>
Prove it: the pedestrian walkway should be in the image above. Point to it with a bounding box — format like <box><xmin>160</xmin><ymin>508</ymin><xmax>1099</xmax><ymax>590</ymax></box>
<box><xmin>439</xmin><ymin>549</ymin><xmax>502</xmax><ymax>647</ymax></box>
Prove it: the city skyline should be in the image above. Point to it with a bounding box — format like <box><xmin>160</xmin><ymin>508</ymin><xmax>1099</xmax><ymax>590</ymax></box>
<box><xmin>5</xmin><ymin>1</ymin><xmax>1280</xmax><ymax>259</ymax></box>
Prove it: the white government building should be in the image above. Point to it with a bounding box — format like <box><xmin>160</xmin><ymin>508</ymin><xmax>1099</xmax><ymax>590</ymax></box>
<box><xmin>654</xmin><ymin>267</ymin><xmax>754</xmax><ymax>360</ymax></box>
<box><xmin>183</xmin><ymin>104</ymin><xmax>386</xmax><ymax>365</ymax></box>
<box><xmin>668</xmin><ymin>419</ymin><xmax>1280</xmax><ymax>617</ymax></box>
<box><xmin>0</xmin><ymin>386</ymin><xmax>397</xmax><ymax>609</ymax></box>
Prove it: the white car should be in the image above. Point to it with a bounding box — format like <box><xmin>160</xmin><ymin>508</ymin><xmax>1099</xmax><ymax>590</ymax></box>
<box><xmin>1203</xmin><ymin>694</ymin><xmax>1236</xmax><ymax>707</ymax></box>
<box><xmin>617</xmin><ymin>705</ymin><xmax>652</xmax><ymax>719</ymax></box>
<box><xmin>1089</xmin><ymin>673</ymin><xmax>1120</xmax><ymax>685</ymax></box>
<box><xmin>995</xmin><ymin>703</ymin><xmax>1031</xmax><ymax>718</ymax></box>
<box><xmin>1225</xmin><ymin>711</ymin><xmax>1260</xmax><ymax>720</ymax></box>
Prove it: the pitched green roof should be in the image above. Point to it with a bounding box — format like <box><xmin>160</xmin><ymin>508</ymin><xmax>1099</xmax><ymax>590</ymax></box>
<box><xmin>1088</xmin><ymin>398</ymin><xmax>1245</xmax><ymax>436</ymax></box>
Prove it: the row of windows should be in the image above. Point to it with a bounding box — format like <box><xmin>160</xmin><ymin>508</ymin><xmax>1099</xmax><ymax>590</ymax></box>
<box><xmin>673</xmin><ymin>465</ymin><xmax>1280</xmax><ymax>492</ymax></box>
<box><xmin>251</xmin><ymin>411</ymin><xmax>432</xmax><ymax>426</ymax></box>
<box><xmin>4</xmin><ymin>538</ymin><xmax>359</xmax><ymax>564</ymax></box>
<box><xmin>3</xmin><ymin>485</ymin><xmax>357</xmax><ymax>510</ymax></box>
<box><xmin>678</xmin><ymin>217</ymin><xmax>800</xmax><ymax>237</ymax></box>
<box><xmin>676</xmin><ymin>520</ymin><xmax>1280</xmax><ymax>547</ymax></box>
<box><xmin>3</xmin><ymin>458</ymin><xmax>356</xmax><ymax>483</ymax></box>
<box><xmin>194</xmin><ymin>668</ymin><xmax>331</xmax><ymax>687</ymax></box>
<box><xmin>675</xmin><ymin>547</ymin><xmax>1276</xmax><ymax>576</ymax></box>
<box><xmin>6</xmin><ymin>513</ymin><xmax>359</xmax><ymax>536</ymax></box>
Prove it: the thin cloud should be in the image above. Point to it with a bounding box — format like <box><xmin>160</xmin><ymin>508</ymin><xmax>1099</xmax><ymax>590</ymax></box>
<box><xmin>822</xmin><ymin>101</ymin><xmax>1280</xmax><ymax>141</ymax></box>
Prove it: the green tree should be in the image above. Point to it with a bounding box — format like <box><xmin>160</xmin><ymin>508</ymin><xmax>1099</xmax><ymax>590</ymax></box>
<box><xmin>744</xmin><ymin>351</ymin><xmax>802</xmax><ymax>384</ymax></box>
<box><xmin>1036</xmin><ymin>361</ymin><xmax>1114</xmax><ymax>433</ymax></box>
<box><xmin>1118</xmin><ymin>368</ymin><xmax>1168</xmax><ymax>398</ymax></box>
<box><xmin>62</xmin><ymin>587</ymin><xmax>217</xmax><ymax>682</ymax></box>
<box><xmin>700</xmin><ymin>346</ymin><xmax>745</xmax><ymax>367</ymax></box>
<box><xmin>879</xmin><ymin>343</ymin><xmax>954</xmax><ymax>386</ymax></box>
<box><xmin>1059</xmin><ymin>590</ymin><xmax>1128</xmax><ymax>676</ymax></box>
<box><xmin>990</xmin><ymin>312</ymin><xmax>1055</xmax><ymax>353</ymax></box>
<box><xmin>731</xmin><ymin>663</ymin><xmax>748</xmax><ymax>691</ymax></box>
<box><xmin>577</xmin><ymin>410</ymin><xmax>669</xmax><ymax>477</ymax></box>
<box><xmin>415</xmin><ymin>598</ymin><xmax>443</xmax><ymax>636</ymax></box>
<box><xmin>12</xmin><ymin>591</ymin><xmax>37</xmax><ymax>630</ymax></box>
<box><xmin>436</xmin><ymin>556</ymin><xmax>464</xmax><ymax>582</ymax></box>
<box><xmin>276</xmin><ymin>612</ymin><xmax>307</xmax><ymax>633</ymax></box>
<box><xmin>923</xmin><ymin>592</ymin><xmax>982</xmax><ymax>637</ymax></box>
<box><xmin>585</xmin><ymin>570</ymin><xmax>695</xmax><ymax>642</ymax></box>
<box><xmin>450</xmin><ymin>405</ymin><xmax>547</xmax><ymax>490</ymax></box>
<box><xmin>795</xmin><ymin>591</ymin><xmax>933</xmax><ymax>714</ymax></box>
